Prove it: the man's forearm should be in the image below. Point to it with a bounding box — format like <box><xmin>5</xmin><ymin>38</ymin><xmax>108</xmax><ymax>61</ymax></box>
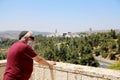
<box><xmin>33</xmin><ymin>55</ymin><xmax>50</xmax><ymax>66</ymax></box>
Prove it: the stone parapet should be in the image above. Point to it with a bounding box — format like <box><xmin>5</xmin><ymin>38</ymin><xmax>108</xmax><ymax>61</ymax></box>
<box><xmin>0</xmin><ymin>60</ymin><xmax>6</xmax><ymax>80</ymax></box>
<box><xmin>31</xmin><ymin>62</ymin><xmax>120</xmax><ymax>80</ymax></box>
<box><xmin>0</xmin><ymin>60</ymin><xmax>120</xmax><ymax>80</ymax></box>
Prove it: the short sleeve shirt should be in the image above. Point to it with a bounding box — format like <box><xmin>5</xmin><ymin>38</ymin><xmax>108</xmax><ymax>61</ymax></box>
<box><xmin>4</xmin><ymin>41</ymin><xmax>37</xmax><ymax>80</ymax></box>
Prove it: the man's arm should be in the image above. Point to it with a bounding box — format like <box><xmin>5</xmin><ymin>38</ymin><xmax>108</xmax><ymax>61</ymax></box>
<box><xmin>32</xmin><ymin>55</ymin><xmax>55</xmax><ymax>68</ymax></box>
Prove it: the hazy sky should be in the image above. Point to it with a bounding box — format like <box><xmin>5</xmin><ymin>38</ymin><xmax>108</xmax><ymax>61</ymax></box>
<box><xmin>0</xmin><ymin>0</ymin><xmax>120</xmax><ymax>32</ymax></box>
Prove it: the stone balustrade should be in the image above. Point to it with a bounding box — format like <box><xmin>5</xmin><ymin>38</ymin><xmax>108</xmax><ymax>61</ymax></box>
<box><xmin>0</xmin><ymin>60</ymin><xmax>120</xmax><ymax>80</ymax></box>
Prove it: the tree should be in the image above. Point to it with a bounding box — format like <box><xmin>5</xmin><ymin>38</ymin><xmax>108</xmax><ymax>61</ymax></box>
<box><xmin>80</xmin><ymin>54</ymin><xmax>99</xmax><ymax>67</ymax></box>
<box><xmin>109</xmin><ymin>29</ymin><xmax>116</xmax><ymax>39</ymax></box>
<box><xmin>117</xmin><ymin>33</ymin><xmax>120</xmax><ymax>53</ymax></box>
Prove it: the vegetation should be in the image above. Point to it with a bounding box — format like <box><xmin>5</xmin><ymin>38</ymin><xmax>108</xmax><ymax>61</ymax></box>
<box><xmin>0</xmin><ymin>38</ymin><xmax>17</xmax><ymax>60</ymax></box>
<box><xmin>0</xmin><ymin>29</ymin><xmax>120</xmax><ymax>67</ymax></box>
<box><xmin>33</xmin><ymin>29</ymin><xmax>120</xmax><ymax>67</ymax></box>
<box><xmin>108</xmin><ymin>62</ymin><xmax>120</xmax><ymax>70</ymax></box>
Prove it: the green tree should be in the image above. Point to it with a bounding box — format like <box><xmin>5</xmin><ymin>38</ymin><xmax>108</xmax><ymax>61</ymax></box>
<box><xmin>117</xmin><ymin>33</ymin><xmax>120</xmax><ymax>53</ymax></box>
<box><xmin>109</xmin><ymin>29</ymin><xmax>116</xmax><ymax>39</ymax></box>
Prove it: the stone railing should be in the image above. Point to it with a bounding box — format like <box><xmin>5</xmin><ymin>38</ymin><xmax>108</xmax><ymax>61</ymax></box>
<box><xmin>0</xmin><ymin>60</ymin><xmax>6</xmax><ymax>80</ymax></box>
<box><xmin>0</xmin><ymin>60</ymin><xmax>120</xmax><ymax>80</ymax></box>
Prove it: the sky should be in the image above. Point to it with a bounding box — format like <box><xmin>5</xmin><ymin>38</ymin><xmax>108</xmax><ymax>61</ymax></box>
<box><xmin>0</xmin><ymin>0</ymin><xmax>120</xmax><ymax>33</ymax></box>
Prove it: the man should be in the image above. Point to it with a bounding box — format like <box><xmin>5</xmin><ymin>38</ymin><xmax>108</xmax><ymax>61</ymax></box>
<box><xmin>3</xmin><ymin>31</ymin><xmax>56</xmax><ymax>80</ymax></box>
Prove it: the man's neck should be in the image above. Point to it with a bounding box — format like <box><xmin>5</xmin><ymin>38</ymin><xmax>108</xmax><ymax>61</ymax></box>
<box><xmin>19</xmin><ymin>40</ymin><xmax>27</xmax><ymax>44</ymax></box>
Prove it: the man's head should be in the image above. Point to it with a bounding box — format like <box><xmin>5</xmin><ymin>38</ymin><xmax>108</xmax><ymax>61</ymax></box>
<box><xmin>19</xmin><ymin>31</ymin><xmax>34</xmax><ymax>43</ymax></box>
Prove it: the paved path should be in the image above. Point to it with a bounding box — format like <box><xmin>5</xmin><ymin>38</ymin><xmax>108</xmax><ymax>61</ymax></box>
<box><xmin>94</xmin><ymin>56</ymin><xmax>117</xmax><ymax>68</ymax></box>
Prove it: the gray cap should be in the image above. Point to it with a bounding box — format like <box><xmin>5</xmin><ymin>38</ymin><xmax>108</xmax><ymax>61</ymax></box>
<box><xmin>19</xmin><ymin>31</ymin><xmax>28</xmax><ymax>40</ymax></box>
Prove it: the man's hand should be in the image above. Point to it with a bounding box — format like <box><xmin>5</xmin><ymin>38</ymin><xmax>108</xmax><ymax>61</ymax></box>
<box><xmin>47</xmin><ymin>61</ymin><xmax>56</xmax><ymax>69</ymax></box>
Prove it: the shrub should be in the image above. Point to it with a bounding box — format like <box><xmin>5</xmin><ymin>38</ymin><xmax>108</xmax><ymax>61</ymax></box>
<box><xmin>94</xmin><ymin>49</ymin><xmax>100</xmax><ymax>56</ymax></box>
<box><xmin>101</xmin><ymin>52</ymin><xmax>108</xmax><ymax>58</ymax></box>
<box><xmin>0</xmin><ymin>52</ymin><xmax>6</xmax><ymax>60</ymax></box>
<box><xmin>109</xmin><ymin>54</ymin><xmax>116</xmax><ymax>60</ymax></box>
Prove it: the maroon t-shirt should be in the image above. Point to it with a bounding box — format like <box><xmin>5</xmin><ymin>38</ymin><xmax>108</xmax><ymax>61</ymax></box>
<box><xmin>4</xmin><ymin>41</ymin><xmax>37</xmax><ymax>80</ymax></box>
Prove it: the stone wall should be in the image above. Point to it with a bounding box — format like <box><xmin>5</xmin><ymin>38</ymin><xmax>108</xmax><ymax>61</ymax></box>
<box><xmin>0</xmin><ymin>60</ymin><xmax>6</xmax><ymax>80</ymax></box>
<box><xmin>0</xmin><ymin>60</ymin><xmax>120</xmax><ymax>80</ymax></box>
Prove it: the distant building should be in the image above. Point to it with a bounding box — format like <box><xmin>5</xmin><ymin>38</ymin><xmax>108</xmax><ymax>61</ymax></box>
<box><xmin>72</xmin><ymin>33</ymin><xmax>80</xmax><ymax>37</ymax></box>
<box><xmin>46</xmin><ymin>33</ymin><xmax>55</xmax><ymax>37</ymax></box>
<box><xmin>63</xmin><ymin>33</ymin><xmax>71</xmax><ymax>38</ymax></box>
<box><xmin>63</xmin><ymin>32</ymin><xmax>80</xmax><ymax>38</ymax></box>
<box><xmin>47</xmin><ymin>33</ymin><xmax>63</xmax><ymax>37</ymax></box>
<box><xmin>47</xmin><ymin>31</ymin><xmax>80</xmax><ymax>38</ymax></box>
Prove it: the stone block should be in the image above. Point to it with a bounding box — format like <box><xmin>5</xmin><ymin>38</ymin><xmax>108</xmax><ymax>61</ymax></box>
<box><xmin>54</xmin><ymin>70</ymin><xmax>67</xmax><ymax>80</ymax></box>
<box><xmin>33</xmin><ymin>66</ymin><xmax>44</xmax><ymax>80</ymax></box>
<box><xmin>43</xmin><ymin>68</ymin><xmax>55</xmax><ymax>80</ymax></box>
<box><xmin>0</xmin><ymin>66</ymin><xmax>5</xmax><ymax>80</ymax></box>
<box><xmin>68</xmin><ymin>73</ymin><xmax>79</xmax><ymax>80</ymax></box>
<box><xmin>81</xmin><ymin>75</ymin><xmax>98</xmax><ymax>80</ymax></box>
<box><xmin>97</xmin><ymin>78</ymin><xmax>109</xmax><ymax>80</ymax></box>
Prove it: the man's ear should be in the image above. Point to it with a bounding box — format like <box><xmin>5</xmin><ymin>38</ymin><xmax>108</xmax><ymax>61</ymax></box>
<box><xmin>25</xmin><ymin>37</ymin><xmax>29</xmax><ymax>42</ymax></box>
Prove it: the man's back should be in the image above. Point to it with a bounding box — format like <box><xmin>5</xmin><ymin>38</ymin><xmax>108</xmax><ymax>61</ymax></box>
<box><xmin>4</xmin><ymin>41</ymin><xmax>37</xmax><ymax>80</ymax></box>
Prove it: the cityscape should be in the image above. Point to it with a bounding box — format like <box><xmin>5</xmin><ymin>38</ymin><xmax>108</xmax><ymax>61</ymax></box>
<box><xmin>0</xmin><ymin>0</ymin><xmax>120</xmax><ymax>80</ymax></box>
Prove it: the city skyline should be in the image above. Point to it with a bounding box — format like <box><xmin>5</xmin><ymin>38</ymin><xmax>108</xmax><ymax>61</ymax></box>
<box><xmin>0</xmin><ymin>0</ymin><xmax>120</xmax><ymax>32</ymax></box>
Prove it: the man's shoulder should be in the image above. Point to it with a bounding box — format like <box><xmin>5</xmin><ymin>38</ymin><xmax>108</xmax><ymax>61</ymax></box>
<box><xmin>13</xmin><ymin>41</ymin><xmax>28</xmax><ymax>48</ymax></box>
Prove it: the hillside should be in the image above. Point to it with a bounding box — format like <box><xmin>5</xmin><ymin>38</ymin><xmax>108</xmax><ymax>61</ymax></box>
<box><xmin>0</xmin><ymin>31</ymin><xmax>50</xmax><ymax>39</ymax></box>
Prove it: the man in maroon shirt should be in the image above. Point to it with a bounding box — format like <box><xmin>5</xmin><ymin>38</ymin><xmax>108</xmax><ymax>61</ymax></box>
<box><xmin>3</xmin><ymin>31</ymin><xmax>55</xmax><ymax>80</ymax></box>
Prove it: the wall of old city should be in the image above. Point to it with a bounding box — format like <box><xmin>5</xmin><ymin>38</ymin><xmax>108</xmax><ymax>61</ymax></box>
<box><xmin>0</xmin><ymin>60</ymin><xmax>120</xmax><ymax>80</ymax></box>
